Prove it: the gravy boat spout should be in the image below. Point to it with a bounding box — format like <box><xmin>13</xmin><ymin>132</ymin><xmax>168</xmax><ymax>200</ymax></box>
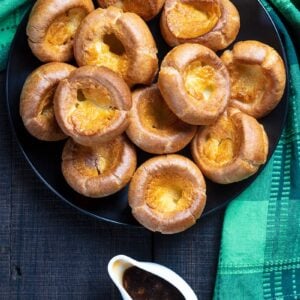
<box><xmin>107</xmin><ymin>255</ymin><xmax>198</xmax><ymax>300</ymax></box>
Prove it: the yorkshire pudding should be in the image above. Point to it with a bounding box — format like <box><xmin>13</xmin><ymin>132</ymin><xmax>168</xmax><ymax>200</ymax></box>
<box><xmin>126</xmin><ymin>85</ymin><xmax>197</xmax><ymax>154</ymax></box>
<box><xmin>27</xmin><ymin>0</ymin><xmax>94</xmax><ymax>62</ymax></box>
<box><xmin>54</xmin><ymin>66</ymin><xmax>131</xmax><ymax>146</ymax></box>
<box><xmin>74</xmin><ymin>7</ymin><xmax>158</xmax><ymax>86</ymax></box>
<box><xmin>128</xmin><ymin>155</ymin><xmax>206</xmax><ymax>234</ymax></box>
<box><xmin>160</xmin><ymin>0</ymin><xmax>240</xmax><ymax>50</ymax></box>
<box><xmin>20</xmin><ymin>62</ymin><xmax>76</xmax><ymax>141</ymax></box>
<box><xmin>98</xmin><ymin>0</ymin><xmax>166</xmax><ymax>21</ymax></box>
<box><xmin>158</xmin><ymin>43</ymin><xmax>230</xmax><ymax>125</ymax></box>
<box><xmin>62</xmin><ymin>136</ymin><xmax>137</xmax><ymax>197</ymax></box>
<box><xmin>191</xmin><ymin>108</ymin><xmax>269</xmax><ymax>184</ymax></box>
<box><xmin>221</xmin><ymin>40</ymin><xmax>286</xmax><ymax>118</ymax></box>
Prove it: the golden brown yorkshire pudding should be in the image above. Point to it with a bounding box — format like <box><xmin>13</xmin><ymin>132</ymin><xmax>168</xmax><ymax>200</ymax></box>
<box><xmin>126</xmin><ymin>85</ymin><xmax>197</xmax><ymax>154</ymax></box>
<box><xmin>62</xmin><ymin>136</ymin><xmax>137</xmax><ymax>198</ymax></box>
<box><xmin>221</xmin><ymin>40</ymin><xmax>286</xmax><ymax>118</ymax></box>
<box><xmin>160</xmin><ymin>0</ymin><xmax>240</xmax><ymax>50</ymax></box>
<box><xmin>74</xmin><ymin>7</ymin><xmax>158</xmax><ymax>86</ymax></box>
<box><xmin>20</xmin><ymin>62</ymin><xmax>76</xmax><ymax>141</ymax></box>
<box><xmin>54</xmin><ymin>66</ymin><xmax>131</xmax><ymax>146</ymax></box>
<box><xmin>158</xmin><ymin>43</ymin><xmax>230</xmax><ymax>125</ymax></box>
<box><xmin>191</xmin><ymin>108</ymin><xmax>269</xmax><ymax>184</ymax></box>
<box><xmin>27</xmin><ymin>0</ymin><xmax>94</xmax><ymax>62</ymax></box>
<box><xmin>128</xmin><ymin>155</ymin><xmax>206</xmax><ymax>234</ymax></box>
<box><xmin>98</xmin><ymin>0</ymin><xmax>166</xmax><ymax>21</ymax></box>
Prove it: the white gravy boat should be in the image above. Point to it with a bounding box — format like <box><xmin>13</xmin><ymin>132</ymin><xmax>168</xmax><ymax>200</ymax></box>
<box><xmin>107</xmin><ymin>254</ymin><xmax>198</xmax><ymax>300</ymax></box>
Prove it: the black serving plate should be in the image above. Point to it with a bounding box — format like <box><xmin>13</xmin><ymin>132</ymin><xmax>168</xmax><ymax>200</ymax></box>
<box><xmin>6</xmin><ymin>0</ymin><xmax>288</xmax><ymax>226</ymax></box>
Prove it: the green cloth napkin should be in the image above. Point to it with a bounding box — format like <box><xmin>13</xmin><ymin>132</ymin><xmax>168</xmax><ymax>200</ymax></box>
<box><xmin>214</xmin><ymin>1</ymin><xmax>300</xmax><ymax>299</ymax></box>
<box><xmin>0</xmin><ymin>0</ymin><xmax>30</xmax><ymax>70</ymax></box>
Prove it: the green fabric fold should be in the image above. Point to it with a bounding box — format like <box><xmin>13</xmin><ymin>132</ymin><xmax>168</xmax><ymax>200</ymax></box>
<box><xmin>271</xmin><ymin>0</ymin><xmax>300</xmax><ymax>32</ymax></box>
<box><xmin>214</xmin><ymin>0</ymin><xmax>300</xmax><ymax>299</ymax></box>
<box><xmin>0</xmin><ymin>0</ymin><xmax>30</xmax><ymax>71</ymax></box>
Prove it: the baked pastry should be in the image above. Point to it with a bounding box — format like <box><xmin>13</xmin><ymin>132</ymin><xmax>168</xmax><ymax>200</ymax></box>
<box><xmin>27</xmin><ymin>0</ymin><xmax>94</xmax><ymax>62</ymax></box>
<box><xmin>54</xmin><ymin>66</ymin><xmax>131</xmax><ymax>146</ymax></box>
<box><xmin>20</xmin><ymin>62</ymin><xmax>76</xmax><ymax>141</ymax></box>
<box><xmin>98</xmin><ymin>0</ymin><xmax>166</xmax><ymax>21</ymax></box>
<box><xmin>128</xmin><ymin>155</ymin><xmax>206</xmax><ymax>234</ymax></box>
<box><xmin>191</xmin><ymin>108</ymin><xmax>269</xmax><ymax>184</ymax></box>
<box><xmin>160</xmin><ymin>0</ymin><xmax>240</xmax><ymax>50</ymax></box>
<box><xmin>62</xmin><ymin>136</ymin><xmax>137</xmax><ymax>197</ymax></box>
<box><xmin>221</xmin><ymin>40</ymin><xmax>286</xmax><ymax>118</ymax></box>
<box><xmin>74</xmin><ymin>7</ymin><xmax>158</xmax><ymax>86</ymax></box>
<box><xmin>158</xmin><ymin>43</ymin><xmax>230</xmax><ymax>125</ymax></box>
<box><xmin>126</xmin><ymin>85</ymin><xmax>196</xmax><ymax>154</ymax></box>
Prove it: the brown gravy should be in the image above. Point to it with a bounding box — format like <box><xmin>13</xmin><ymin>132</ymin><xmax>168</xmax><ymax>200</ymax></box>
<box><xmin>123</xmin><ymin>266</ymin><xmax>185</xmax><ymax>300</ymax></box>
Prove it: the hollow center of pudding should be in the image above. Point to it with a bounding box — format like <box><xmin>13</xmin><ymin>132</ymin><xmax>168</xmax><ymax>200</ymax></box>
<box><xmin>167</xmin><ymin>1</ymin><xmax>221</xmax><ymax>39</ymax></box>
<box><xmin>46</xmin><ymin>8</ymin><xmax>87</xmax><ymax>46</ymax></box>
<box><xmin>103</xmin><ymin>33</ymin><xmax>126</xmax><ymax>56</ymax></box>
<box><xmin>38</xmin><ymin>88</ymin><xmax>55</xmax><ymax>119</ymax></box>
<box><xmin>36</xmin><ymin>86</ymin><xmax>63</xmax><ymax>134</ymax></box>
<box><xmin>73</xmin><ymin>140</ymin><xmax>122</xmax><ymax>177</ymax></box>
<box><xmin>203</xmin><ymin>115</ymin><xmax>239</xmax><ymax>165</ymax></box>
<box><xmin>229</xmin><ymin>63</ymin><xmax>267</xmax><ymax>103</ymax></box>
<box><xmin>184</xmin><ymin>61</ymin><xmax>217</xmax><ymax>101</ymax></box>
<box><xmin>84</xmin><ymin>32</ymin><xmax>129</xmax><ymax>78</ymax></box>
<box><xmin>71</xmin><ymin>86</ymin><xmax>118</xmax><ymax>135</ymax></box>
<box><xmin>139</xmin><ymin>91</ymin><xmax>179</xmax><ymax>132</ymax></box>
<box><xmin>146</xmin><ymin>173</ymin><xmax>193</xmax><ymax>214</ymax></box>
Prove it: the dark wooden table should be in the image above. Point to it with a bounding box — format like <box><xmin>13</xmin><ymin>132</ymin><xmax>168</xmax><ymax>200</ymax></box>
<box><xmin>0</xmin><ymin>72</ymin><xmax>225</xmax><ymax>299</ymax></box>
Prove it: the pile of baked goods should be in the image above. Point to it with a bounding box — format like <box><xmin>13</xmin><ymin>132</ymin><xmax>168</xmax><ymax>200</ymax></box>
<box><xmin>20</xmin><ymin>0</ymin><xmax>286</xmax><ymax>234</ymax></box>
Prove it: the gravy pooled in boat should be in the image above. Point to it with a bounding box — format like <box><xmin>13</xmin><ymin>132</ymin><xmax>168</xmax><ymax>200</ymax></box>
<box><xmin>123</xmin><ymin>266</ymin><xmax>184</xmax><ymax>300</ymax></box>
